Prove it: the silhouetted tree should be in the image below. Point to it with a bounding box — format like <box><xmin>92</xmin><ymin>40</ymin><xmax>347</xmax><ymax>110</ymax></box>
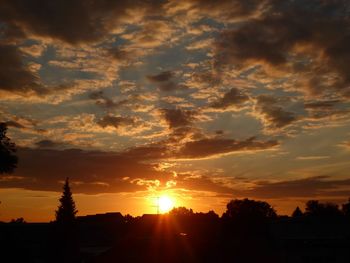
<box><xmin>55</xmin><ymin>178</ymin><xmax>78</xmax><ymax>223</ymax></box>
<box><xmin>169</xmin><ymin>206</ymin><xmax>194</xmax><ymax>216</ymax></box>
<box><xmin>342</xmin><ymin>198</ymin><xmax>350</xmax><ymax>217</ymax></box>
<box><xmin>305</xmin><ymin>200</ymin><xmax>341</xmax><ymax>217</ymax></box>
<box><xmin>0</xmin><ymin>122</ymin><xmax>18</xmax><ymax>174</ymax></box>
<box><xmin>222</xmin><ymin>198</ymin><xmax>277</xmax><ymax>221</ymax></box>
<box><xmin>292</xmin><ymin>206</ymin><xmax>303</xmax><ymax>217</ymax></box>
<box><xmin>124</xmin><ymin>214</ymin><xmax>134</xmax><ymax>223</ymax></box>
<box><xmin>221</xmin><ymin>199</ymin><xmax>278</xmax><ymax>262</ymax></box>
<box><xmin>205</xmin><ymin>210</ymin><xmax>219</xmax><ymax>219</ymax></box>
<box><xmin>50</xmin><ymin>178</ymin><xmax>80</xmax><ymax>263</ymax></box>
<box><xmin>10</xmin><ymin>217</ymin><xmax>25</xmax><ymax>224</ymax></box>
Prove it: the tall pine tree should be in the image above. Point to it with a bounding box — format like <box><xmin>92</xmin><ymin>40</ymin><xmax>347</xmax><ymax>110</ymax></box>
<box><xmin>55</xmin><ymin>178</ymin><xmax>78</xmax><ymax>223</ymax></box>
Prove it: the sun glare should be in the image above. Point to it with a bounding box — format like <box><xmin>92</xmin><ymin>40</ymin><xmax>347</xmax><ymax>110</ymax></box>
<box><xmin>158</xmin><ymin>195</ymin><xmax>174</xmax><ymax>213</ymax></box>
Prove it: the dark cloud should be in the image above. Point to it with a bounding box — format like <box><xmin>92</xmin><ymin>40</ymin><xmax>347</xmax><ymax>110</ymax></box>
<box><xmin>108</xmin><ymin>46</ymin><xmax>133</xmax><ymax>62</ymax></box>
<box><xmin>123</xmin><ymin>134</ymin><xmax>278</xmax><ymax>160</ymax></box>
<box><xmin>213</xmin><ymin>0</ymin><xmax>350</xmax><ymax>98</ymax></box>
<box><xmin>211</xmin><ymin>88</ymin><xmax>249</xmax><ymax>110</ymax></box>
<box><xmin>35</xmin><ymin>139</ymin><xmax>65</xmax><ymax>149</ymax></box>
<box><xmin>175</xmin><ymin>173</ymin><xmax>234</xmax><ymax>194</ymax></box>
<box><xmin>0</xmin><ymin>147</ymin><xmax>172</xmax><ymax>193</ymax></box>
<box><xmin>124</xmin><ymin>143</ymin><xmax>169</xmax><ymax>160</ymax></box>
<box><xmin>147</xmin><ymin>71</ymin><xmax>186</xmax><ymax>92</ymax></box>
<box><xmin>0</xmin><ymin>44</ymin><xmax>39</xmax><ymax>94</ymax></box>
<box><xmin>160</xmin><ymin>108</ymin><xmax>197</xmax><ymax>129</ymax></box>
<box><xmin>190</xmin><ymin>71</ymin><xmax>221</xmax><ymax>88</ymax></box>
<box><xmin>169</xmin><ymin>0</ymin><xmax>266</xmax><ymax>22</ymax></box>
<box><xmin>303</xmin><ymin>99</ymin><xmax>349</xmax><ymax>120</ymax></box>
<box><xmin>147</xmin><ymin>71</ymin><xmax>174</xmax><ymax>82</ymax></box>
<box><xmin>0</xmin><ymin>44</ymin><xmax>77</xmax><ymax>96</ymax></box>
<box><xmin>89</xmin><ymin>91</ymin><xmax>129</xmax><ymax>109</ymax></box>
<box><xmin>194</xmin><ymin>0</ymin><xmax>265</xmax><ymax>17</ymax></box>
<box><xmin>176</xmin><ymin>174</ymin><xmax>350</xmax><ymax>199</ymax></box>
<box><xmin>304</xmin><ymin>100</ymin><xmax>340</xmax><ymax>109</ymax></box>
<box><xmin>0</xmin><ymin>123</ymin><xmax>279</xmax><ymax>193</ymax></box>
<box><xmin>241</xmin><ymin>176</ymin><xmax>350</xmax><ymax>199</ymax></box>
<box><xmin>177</xmin><ymin>137</ymin><xmax>278</xmax><ymax>159</ymax></box>
<box><xmin>0</xmin><ymin>0</ymin><xmax>163</xmax><ymax>45</ymax></box>
<box><xmin>4</xmin><ymin>120</ymin><xmax>25</xmax><ymax>129</ymax></box>
<box><xmin>255</xmin><ymin>95</ymin><xmax>297</xmax><ymax>130</ymax></box>
<box><xmin>96</xmin><ymin>115</ymin><xmax>135</xmax><ymax>129</ymax></box>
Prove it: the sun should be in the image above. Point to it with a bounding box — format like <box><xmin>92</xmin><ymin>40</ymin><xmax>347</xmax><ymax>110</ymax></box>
<box><xmin>158</xmin><ymin>195</ymin><xmax>174</xmax><ymax>213</ymax></box>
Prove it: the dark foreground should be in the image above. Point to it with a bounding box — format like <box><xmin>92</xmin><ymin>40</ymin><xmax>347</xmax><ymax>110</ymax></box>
<box><xmin>1</xmin><ymin>213</ymin><xmax>350</xmax><ymax>263</ymax></box>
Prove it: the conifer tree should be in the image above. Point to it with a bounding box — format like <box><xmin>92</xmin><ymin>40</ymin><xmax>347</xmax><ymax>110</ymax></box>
<box><xmin>55</xmin><ymin>178</ymin><xmax>78</xmax><ymax>223</ymax></box>
<box><xmin>292</xmin><ymin>206</ymin><xmax>303</xmax><ymax>217</ymax></box>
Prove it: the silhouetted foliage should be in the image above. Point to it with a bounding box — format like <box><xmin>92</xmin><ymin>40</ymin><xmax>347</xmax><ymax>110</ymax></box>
<box><xmin>0</xmin><ymin>122</ymin><xmax>18</xmax><ymax>174</ymax></box>
<box><xmin>4</xmin><ymin>197</ymin><xmax>350</xmax><ymax>263</ymax></box>
<box><xmin>10</xmin><ymin>217</ymin><xmax>26</xmax><ymax>224</ymax></box>
<box><xmin>203</xmin><ymin>210</ymin><xmax>219</xmax><ymax>219</ymax></box>
<box><xmin>342</xmin><ymin>198</ymin><xmax>350</xmax><ymax>217</ymax></box>
<box><xmin>124</xmin><ymin>214</ymin><xmax>134</xmax><ymax>223</ymax></box>
<box><xmin>169</xmin><ymin>206</ymin><xmax>194</xmax><ymax>216</ymax></box>
<box><xmin>222</xmin><ymin>198</ymin><xmax>277</xmax><ymax>221</ymax></box>
<box><xmin>305</xmin><ymin>200</ymin><xmax>342</xmax><ymax>217</ymax></box>
<box><xmin>292</xmin><ymin>206</ymin><xmax>303</xmax><ymax>217</ymax></box>
<box><xmin>49</xmin><ymin>178</ymin><xmax>80</xmax><ymax>263</ymax></box>
<box><xmin>55</xmin><ymin>178</ymin><xmax>78</xmax><ymax>223</ymax></box>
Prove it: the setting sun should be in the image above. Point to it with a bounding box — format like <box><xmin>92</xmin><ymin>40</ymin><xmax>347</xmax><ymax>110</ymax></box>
<box><xmin>158</xmin><ymin>196</ymin><xmax>174</xmax><ymax>213</ymax></box>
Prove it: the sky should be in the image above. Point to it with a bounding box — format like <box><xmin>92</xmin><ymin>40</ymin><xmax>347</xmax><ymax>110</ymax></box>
<box><xmin>0</xmin><ymin>0</ymin><xmax>350</xmax><ymax>222</ymax></box>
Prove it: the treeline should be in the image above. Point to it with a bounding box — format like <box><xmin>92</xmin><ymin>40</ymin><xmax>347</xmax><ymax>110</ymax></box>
<box><xmin>123</xmin><ymin>197</ymin><xmax>350</xmax><ymax>222</ymax></box>
<box><xmin>292</xmin><ymin>199</ymin><xmax>350</xmax><ymax>218</ymax></box>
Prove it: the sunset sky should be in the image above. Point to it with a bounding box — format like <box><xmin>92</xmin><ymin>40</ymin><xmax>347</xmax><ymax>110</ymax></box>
<box><xmin>1</xmin><ymin>0</ymin><xmax>350</xmax><ymax>222</ymax></box>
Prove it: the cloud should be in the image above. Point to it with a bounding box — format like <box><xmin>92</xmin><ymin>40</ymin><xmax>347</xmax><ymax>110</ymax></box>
<box><xmin>166</xmin><ymin>0</ymin><xmax>266</xmax><ymax>23</ymax></box>
<box><xmin>296</xmin><ymin>156</ymin><xmax>330</xmax><ymax>161</ymax></box>
<box><xmin>0</xmin><ymin>44</ymin><xmax>40</xmax><ymax>94</ymax></box>
<box><xmin>121</xmin><ymin>19</ymin><xmax>178</xmax><ymax>49</ymax></box>
<box><xmin>147</xmin><ymin>71</ymin><xmax>174</xmax><ymax>82</ymax></box>
<box><xmin>89</xmin><ymin>91</ymin><xmax>129</xmax><ymax>109</ymax></box>
<box><xmin>89</xmin><ymin>91</ymin><xmax>157</xmax><ymax>114</ymax></box>
<box><xmin>108</xmin><ymin>46</ymin><xmax>133</xmax><ymax>63</ymax></box>
<box><xmin>303</xmin><ymin>99</ymin><xmax>350</xmax><ymax>122</ymax></box>
<box><xmin>5</xmin><ymin>120</ymin><xmax>26</xmax><ymax>129</ymax></box>
<box><xmin>174</xmin><ymin>173</ymin><xmax>234</xmax><ymax>194</ymax></box>
<box><xmin>160</xmin><ymin>108</ymin><xmax>197</xmax><ymax>129</ymax></box>
<box><xmin>210</xmin><ymin>88</ymin><xmax>249</xmax><ymax>111</ymax></box>
<box><xmin>96</xmin><ymin>115</ymin><xmax>135</xmax><ymax>130</ymax></box>
<box><xmin>176</xmin><ymin>137</ymin><xmax>278</xmax><ymax>159</ymax></box>
<box><xmin>254</xmin><ymin>95</ymin><xmax>297</xmax><ymax>131</ymax></box>
<box><xmin>0</xmin><ymin>44</ymin><xmax>82</xmax><ymax>100</ymax></box>
<box><xmin>186</xmin><ymin>38</ymin><xmax>212</xmax><ymax>50</ymax></box>
<box><xmin>241</xmin><ymin>176</ymin><xmax>350</xmax><ymax>199</ymax></box>
<box><xmin>304</xmin><ymin>100</ymin><xmax>340</xmax><ymax>110</ymax></box>
<box><xmin>35</xmin><ymin>139</ymin><xmax>66</xmax><ymax>149</ymax></box>
<box><xmin>338</xmin><ymin>140</ymin><xmax>350</xmax><ymax>150</ymax></box>
<box><xmin>0</xmin><ymin>0</ymin><xmax>163</xmax><ymax>45</ymax></box>
<box><xmin>124</xmin><ymin>143</ymin><xmax>170</xmax><ymax>160</ymax></box>
<box><xmin>147</xmin><ymin>71</ymin><xmax>187</xmax><ymax>92</ymax></box>
<box><xmin>0</xmin><ymin>147</ymin><xmax>173</xmax><ymax>193</ymax></box>
<box><xmin>212</xmin><ymin>0</ymin><xmax>350</xmax><ymax>98</ymax></box>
